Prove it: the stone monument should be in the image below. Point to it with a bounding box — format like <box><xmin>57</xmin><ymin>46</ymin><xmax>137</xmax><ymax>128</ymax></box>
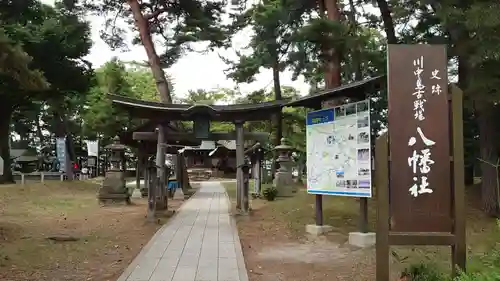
<box><xmin>98</xmin><ymin>136</ymin><xmax>130</xmax><ymax>204</ymax></box>
<box><xmin>273</xmin><ymin>138</ymin><xmax>294</xmax><ymax>197</ymax></box>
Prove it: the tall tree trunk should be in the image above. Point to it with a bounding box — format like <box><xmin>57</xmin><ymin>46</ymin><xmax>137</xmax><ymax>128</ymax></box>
<box><xmin>458</xmin><ymin>56</ymin><xmax>475</xmax><ymax>185</ymax></box>
<box><xmin>128</xmin><ymin>0</ymin><xmax>172</xmax><ymax>104</ymax></box>
<box><xmin>375</xmin><ymin>0</ymin><xmax>397</xmax><ymax>44</ymax></box>
<box><xmin>270</xmin><ymin>58</ymin><xmax>282</xmax><ymax>179</ymax></box>
<box><xmin>272</xmin><ymin>61</ymin><xmax>283</xmax><ymax>143</ymax></box>
<box><xmin>128</xmin><ymin>0</ymin><xmax>173</xmax><ymax>211</ymax></box>
<box><xmin>0</xmin><ymin>105</ymin><xmax>14</xmax><ymax>184</ymax></box>
<box><xmin>322</xmin><ymin>0</ymin><xmax>342</xmax><ymax>88</ymax></box>
<box><xmin>347</xmin><ymin>0</ymin><xmax>362</xmax><ymax>80</ymax></box>
<box><xmin>476</xmin><ymin>103</ymin><xmax>500</xmax><ymax>217</ymax></box>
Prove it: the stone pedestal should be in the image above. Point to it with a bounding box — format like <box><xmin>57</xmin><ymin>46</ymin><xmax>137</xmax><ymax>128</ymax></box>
<box><xmin>273</xmin><ymin>169</ymin><xmax>294</xmax><ymax>197</ymax></box>
<box><xmin>273</xmin><ymin>138</ymin><xmax>294</xmax><ymax>197</ymax></box>
<box><xmin>98</xmin><ymin>170</ymin><xmax>130</xmax><ymax>204</ymax></box>
<box><xmin>306</xmin><ymin>224</ymin><xmax>333</xmax><ymax>236</ymax></box>
<box><xmin>348</xmin><ymin>232</ymin><xmax>376</xmax><ymax>248</ymax></box>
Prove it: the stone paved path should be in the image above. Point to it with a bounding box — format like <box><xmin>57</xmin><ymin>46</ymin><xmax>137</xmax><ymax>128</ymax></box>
<box><xmin>117</xmin><ymin>181</ymin><xmax>248</xmax><ymax>281</ymax></box>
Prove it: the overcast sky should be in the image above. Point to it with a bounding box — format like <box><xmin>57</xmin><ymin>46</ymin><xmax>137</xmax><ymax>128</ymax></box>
<box><xmin>40</xmin><ymin>0</ymin><xmax>310</xmax><ymax>98</ymax></box>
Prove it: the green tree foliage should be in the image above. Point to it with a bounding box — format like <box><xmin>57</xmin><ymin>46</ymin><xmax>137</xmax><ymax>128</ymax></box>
<box><xmin>224</xmin><ymin>0</ymin><xmax>306</xmax><ymax>84</ymax></box>
<box><xmin>0</xmin><ymin>0</ymin><xmax>93</xmax><ymax>183</ymax></box>
<box><xmin>82</xmin><ymin>58</ymin><xmax>166</xmax><ymax>145</ymax></box>
<box><xmin>179</xmin><ymin>88</ymin><xmax>237</xmax><ymax>105</ymax></box>
<box><xmin>223</xmin><ymin>0</ymin><xmax>309</xmax><ymax>148</ymax></box>
<box><xmin>124</xmin><ymin>64</ymin><xmax>173</xmax><ymax>102</ymax></box>
<box><xmin>284</xmin><ymin>2</ymin><xmax>386</xmax><ymax>86</ymax></box>
<box><xmin>0</xmin><ymin>29</ymin><xmax>48</xmax><ymax>90</ymax></box>
<box><xmin>83</xmin><ymin>58</ymin><xmax>135</xmax><ymax>142</ymax></box>
<box><xmin>370</xmin><ymin>0</ymin><xmax>500</xmax><ymax>215</ymax></box>
<box><xmin>85</xmin><ymin>0</ymin><xmax>229</xmax><ymax>68</ymax></box>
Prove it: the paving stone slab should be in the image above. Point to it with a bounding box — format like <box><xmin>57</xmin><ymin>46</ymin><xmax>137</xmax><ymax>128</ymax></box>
<box><xmin>118</xmin><ymin>182</ymin><xmax>248</xmax><ymax>281</ymax></box>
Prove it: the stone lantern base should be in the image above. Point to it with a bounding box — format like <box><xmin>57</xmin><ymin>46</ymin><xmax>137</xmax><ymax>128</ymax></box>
<box><xmin>98</xmin><ymin>170</ymin><xmax>130</xmax><ymax>204</ymax></box>
<box><xmin>273</xmin><ymin>170</ymin><xmax>294</xmax><ymax>197</ymax></box>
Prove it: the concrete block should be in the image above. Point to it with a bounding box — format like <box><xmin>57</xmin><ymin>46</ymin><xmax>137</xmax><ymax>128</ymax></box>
<box><xmin>305</xmin><ymin>224</ymin><xmax>333</xmax><ymax>236</ymax></box>
<box><xmin>348</xmin><ymin>232</ymin><xmax>376</xmax><ymax>248</ymax></box>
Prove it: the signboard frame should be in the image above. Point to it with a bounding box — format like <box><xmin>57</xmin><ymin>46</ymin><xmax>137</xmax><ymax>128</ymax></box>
<box><xmin>375</xmin><ymin>44</ymin><xmax>466</xmax><ymax>280</ymax></box>
<box><xmin>55</xmin><ymin>137</ymin><xmax>67</xmax><ymax>173</ymax></box>
<box><xmin>306</xmin><ymin>99</ymin><xmax>372</xmax><ymax>198</ymax></box>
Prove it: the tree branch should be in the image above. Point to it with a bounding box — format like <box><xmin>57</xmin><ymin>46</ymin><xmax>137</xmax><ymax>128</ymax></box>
<box><xmin>144</xmin><ymin>8</ymin><xmax>167</xmax><ymax>20</ymax></box>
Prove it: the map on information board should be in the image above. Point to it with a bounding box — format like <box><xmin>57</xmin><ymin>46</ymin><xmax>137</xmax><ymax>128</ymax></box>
<box><xmin>306</xmin><ymin>100</ymin><xmax>372</xmax><ymax>197</ymax></box>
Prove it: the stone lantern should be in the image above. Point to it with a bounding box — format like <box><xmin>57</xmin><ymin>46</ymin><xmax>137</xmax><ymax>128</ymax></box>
<box><xmin>98</xmin><ymin>136</ymin><xmax>130</xmax><ymax>204</ymax></box>
<box><xmin>108</xmin><ymin>136</ymin><xmax>127</xmax><ymax>171</ymax></box>
<box><xmin>273</xmin><ymin>138</ymin><xmax>294</xmax><ymax>197</ymax></box>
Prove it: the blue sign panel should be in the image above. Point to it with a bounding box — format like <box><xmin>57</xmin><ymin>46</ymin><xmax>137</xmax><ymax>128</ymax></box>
<box><xmin>306</xmin><ymin>108</ymin><xmax>334</xmax><ymax>126</ymax></box>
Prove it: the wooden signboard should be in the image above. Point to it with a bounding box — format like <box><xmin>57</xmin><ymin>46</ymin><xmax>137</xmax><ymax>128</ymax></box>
<box><xmin>376</xmin><ymin>44</ymin><xmax>466</xmax><ymax>280</ymax></box>
<box><xmin>388</xmin><ymin>45</ymin><xmax>451</xmax><ymax>232</ymax></box>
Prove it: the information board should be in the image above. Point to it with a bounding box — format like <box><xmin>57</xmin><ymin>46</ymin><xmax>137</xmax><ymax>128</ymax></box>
<box><xmin>306</xmin><ymin>99</ymin><xmax>372</xmax><ymax>197</ymax></box>
<box><xmin>55</xmin><ymin>137</ymin><xmax>67</xmax><ymax>173</ymax></box>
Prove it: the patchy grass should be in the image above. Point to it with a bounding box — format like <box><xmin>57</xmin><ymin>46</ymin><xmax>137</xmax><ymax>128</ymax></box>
<box><xmin>0</xmin><ymin>180</ymin><xmax>181</xmax><ymax>281</ymax></box>
<box><xmin>225</xmin><ymin>182</ymin><xmax>237</xmax><ymax>200</ymax></box>
<box><xmin>224</xmin><ymin>182</ymin><xmax>372</xmax><ymax>235</ymax></box>
<box><xmin>223</xmin><ymin>182</ymin><xmax>500</xmax><ymax>280</ymax></box>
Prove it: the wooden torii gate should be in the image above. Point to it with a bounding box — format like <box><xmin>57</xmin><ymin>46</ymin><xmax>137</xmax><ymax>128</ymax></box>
<box><xmin>119</xmin><ymin>120</ymin><xmax>200</xmax><ymax>203</ymax></box>
<box><xmin>109</xmin><ymin>94</ymin><xmax>289</xmax><ymax>215</ymax></box>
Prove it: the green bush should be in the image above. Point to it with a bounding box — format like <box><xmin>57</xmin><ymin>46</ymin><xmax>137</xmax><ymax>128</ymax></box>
<box><xmin>455</xmin><ymin>270</ymin><xmax>500</xmax><ymax>281</ymax></box>
<box><xmin>403</xmin><ymin>250</ymin><xmax>500</xmax><ymax>281</ymax></box>
<box><xmin>455</xmin><ymin>250</ymin><xmax>500</xmax><ymax>281</ymax></box>
<box><xmin>262</xmin><ymin>186</ymin><xmax>278</xmax><ymax>201</ymax></box>
<box><xmin>402</xmin><ymin>220</ymin><xmax>500</xmax><ymax>281</ymax></box>
<box><xmin>400</xmin><ymin>264</ymin><xmax>447</xmax><ymax>281</ymax></box>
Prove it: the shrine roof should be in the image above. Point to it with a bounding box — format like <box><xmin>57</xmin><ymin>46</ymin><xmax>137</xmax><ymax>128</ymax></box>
<box><xmin>108</xmin><ymin>95</ymin><xmax>290</xmax><ymax>121</ymax></box>
<box><xmin>285</xmin><ymin>75</ymin><xmax>386</xmax><ymax>109</ymax></box>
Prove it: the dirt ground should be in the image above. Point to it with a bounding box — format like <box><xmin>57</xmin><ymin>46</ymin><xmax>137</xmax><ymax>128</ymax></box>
<box><xmin>224</xmin><ymin>182</ymin><xmax>500</xmax><ymax>281</ymax></box>
<box><xmin>235</xmin><ymin>198</ymin><xmax>380</xmax><ymax>281</ymax></box>
<box><xmin>0</xmin><ymin>180</ymin><xmax>184</xmax><ymax>281</ymax></box>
